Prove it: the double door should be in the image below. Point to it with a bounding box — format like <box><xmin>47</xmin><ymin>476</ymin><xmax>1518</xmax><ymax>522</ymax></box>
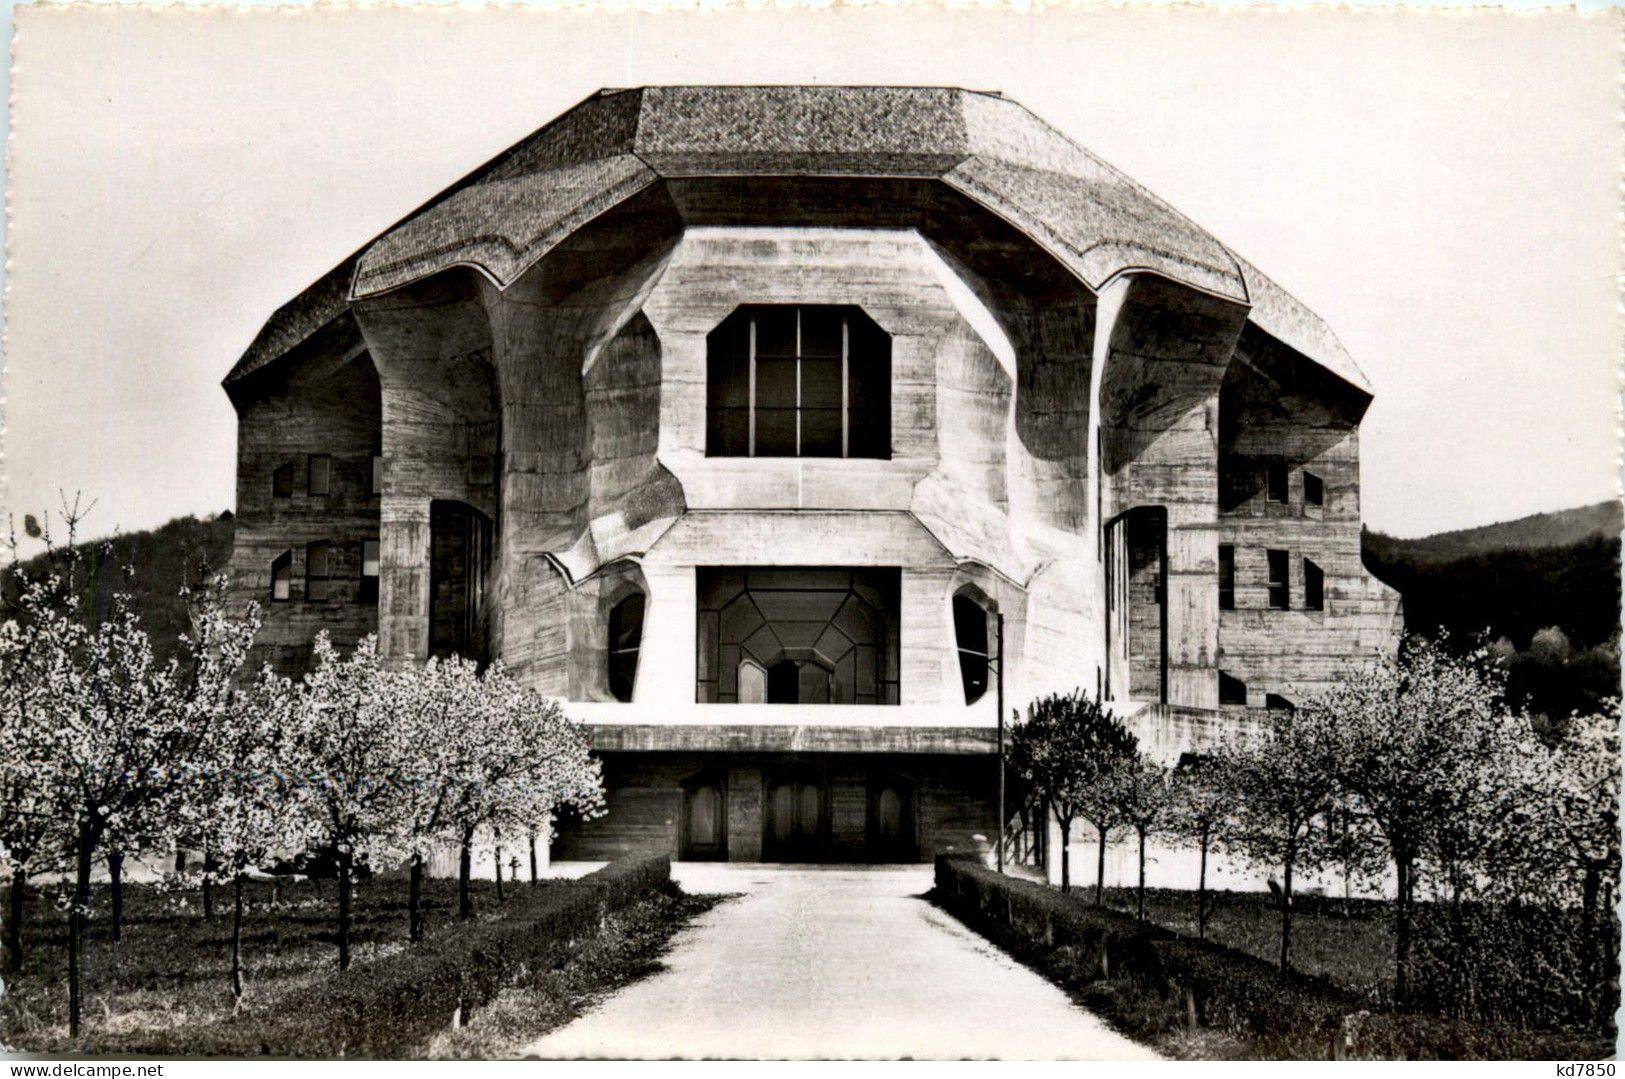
<box><xmin>764</xmin><ymin>771</ymin><xmax>827</xmax><ymax>862</ymax></box>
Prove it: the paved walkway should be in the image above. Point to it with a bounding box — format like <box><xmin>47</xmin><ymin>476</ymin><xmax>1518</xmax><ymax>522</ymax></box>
<box><xmin>522</xmin><ymin>864</ymin><xmax>1159</xmax><ymax>1060</ymax></box>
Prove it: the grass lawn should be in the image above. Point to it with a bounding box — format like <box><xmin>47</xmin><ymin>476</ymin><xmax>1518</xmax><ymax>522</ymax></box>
<box><xmin>938</xmin><ymin>860</ymin><xmax>1614</xmax><ymax>1060</ymax></box>
<box><xmin>430</xmin><ymin>890</ymin><xmax>728</xmax><ymax>1059</ymax></box>
<box><xmin>2</xmin><ymin>872</ymin><xmax>574</xmax><ymax>1053</ymax></box>
<box><xmin>1092</xmin><ymin>885</ymin><xmax>1398</xmax><ymax>1003</ymax></box>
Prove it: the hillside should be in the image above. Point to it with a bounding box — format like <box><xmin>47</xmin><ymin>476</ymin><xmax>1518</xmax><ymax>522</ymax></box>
<box><xmin>1363</xmin><ymin>501</ymin><xmax>1621</xmax><ymax>719</ymax></box>
<box><xmin>1</xmin><ymin>512</ymin><xmax>236</xmax><ymax>661</ymax></box>
<box><xmin>1366</xmin><ymin>500</ymin><xmax>1622</xmax><ymax>565</ymax></box>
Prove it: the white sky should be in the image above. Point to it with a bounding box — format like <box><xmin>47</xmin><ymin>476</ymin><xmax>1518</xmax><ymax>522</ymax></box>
<box><xmin>4</xmin><ymin>5</ymin><xmax>1619</xmax><ymax>552</ymax></box>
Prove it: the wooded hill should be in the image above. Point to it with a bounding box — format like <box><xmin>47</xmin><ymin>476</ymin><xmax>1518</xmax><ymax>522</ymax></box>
<box><xmin>1363</xmin><ymin>500</ymin><xmax>1622</xmax><ymax>720</ymax></box>
<box><xmin>1</xmin><ymin>511</ymin><xmax>235</xmax><ymax>662</ymax></box>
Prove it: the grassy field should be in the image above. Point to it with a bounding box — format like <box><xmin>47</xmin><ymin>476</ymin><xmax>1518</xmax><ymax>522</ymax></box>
<box><xmin>1093</xmin><ymin>885</ymin><xmax>1398</xmax><ymax>1003</ymax></box>
<box><xmin>2</xmin><ymin>873</ymin><xmax>580</xmax><ymax>1052</ymax></box>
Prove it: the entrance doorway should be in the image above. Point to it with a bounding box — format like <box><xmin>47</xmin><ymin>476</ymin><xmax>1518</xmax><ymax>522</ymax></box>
<box><xmin>867</xmin><ymin>774</ymin><xmax>917</xmax><ymax>862</ymax></box>
<box><xmin>680</xmin><ymin>772</ymin><xmax>728</xmax><ymax>861</ymax></box>
<box><xmin>767</xmin><ymin>658</ymin><xmax>832</xmax><ymax>703</ymax></box>
<box><xmin>763</xmin><ymin>770</ymin><xmax>827</xmax><ymax>862</ymax></box>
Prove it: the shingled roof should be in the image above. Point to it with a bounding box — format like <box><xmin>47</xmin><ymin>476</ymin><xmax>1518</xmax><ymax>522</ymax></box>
<box><xmin>226</xmin><ymin>85</ymin><xmax>1367</xmax><ymax>392</ymax></box>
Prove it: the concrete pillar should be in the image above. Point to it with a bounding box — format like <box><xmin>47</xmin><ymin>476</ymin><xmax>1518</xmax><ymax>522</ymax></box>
<box><xmin>727</xmin><ymin>764</ymin><xmax>764</xmax><ymax>861</ymax></box>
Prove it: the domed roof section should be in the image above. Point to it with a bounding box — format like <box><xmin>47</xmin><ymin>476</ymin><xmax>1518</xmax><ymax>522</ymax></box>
<box><xmin>226</xmin><ymin>85</ymin><xmax>1367</xmax><ymax>393</ymax></box>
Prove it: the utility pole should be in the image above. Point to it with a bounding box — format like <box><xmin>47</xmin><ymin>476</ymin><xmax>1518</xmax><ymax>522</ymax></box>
<box><xmin>995</xmin><ymin>611</ymin><xmax>1005</xmax><ymax>875</ymax></box>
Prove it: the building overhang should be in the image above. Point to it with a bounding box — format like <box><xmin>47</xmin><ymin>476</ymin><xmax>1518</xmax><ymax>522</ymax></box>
<box><xmin>224</xmin><ymin>86</ymin><xmax>1367</xmax><ymax>398</ymax></box>
<box><xmin>581</xmin><ymin>721</ymin><xmax>996</xmax><ymax>755</ymax></box>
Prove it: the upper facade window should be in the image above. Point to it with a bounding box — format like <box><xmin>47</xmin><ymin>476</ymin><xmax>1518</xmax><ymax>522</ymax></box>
<box><xmin>1267</xmin><ymin>549</ymin><xmax>1290</xmax><ymax>610</ymax></box>
<box><xmin>270</xmin><ymin>551</ymin><xmax>292</xmax><ymax>602</ymax></box>
<box><xmin>1217</xmin><ymin>544</ymin><xmax>1235</xmax><ymax>611</ymax></box>
<box><xmin>607</xmin><ymin>593</ymin><xmax>646</xmax><ymax>703</ymax></box>
<box><xmin>1303</xmin><ymin>471</ymin><xmax>1324</xmax><ymax>507</ymax></box>
<box><xmin>706</xmin><ymin>305</ymin><xmax>891</xmax><ymax>460</ymax></box>
<box><xmin>272</xmin><ymin>462</ymin><xmax>295</xmax><ymax>499</ymax></box>
<box><xmin>1266</xmin><ymin>459</ymin><xmax>1289</xmax><ymax>504</ymax></box>
<box><xmin>952</xmin><ymin>593</ymin><xmax>992</xmax><ymax>705</ymax></box>
<box><xmin>307</xmin><ymin>454</ymin><xmax>331</xmax><ymax>497</ymax></box>
<box><xmin>359</xmin><ymin>539</ymin><xmax>380</xmax><ymax>603</ymax></box>
<box><xmin>306</xmin><ymin>541</ymin><xmax>332</xmax><ymax>603</ymax></box>
<box><xmin>1304</xmin><ymin>558</ymin><xmax>1325</xmax><ymax>611</ymax></box>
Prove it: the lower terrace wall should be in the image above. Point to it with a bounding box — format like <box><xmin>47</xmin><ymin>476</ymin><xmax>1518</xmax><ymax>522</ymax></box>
<box><xmin>554</xmin><ymin>750</ymin><xmax>996</xmax><ymax>864</ymax></box>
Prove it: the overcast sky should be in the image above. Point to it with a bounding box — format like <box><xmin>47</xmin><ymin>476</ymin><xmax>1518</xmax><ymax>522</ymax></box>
<box><xmin>4</xmin><ymin>5</ymin><xmax>1618</xmax><ymax>555</ymax></box>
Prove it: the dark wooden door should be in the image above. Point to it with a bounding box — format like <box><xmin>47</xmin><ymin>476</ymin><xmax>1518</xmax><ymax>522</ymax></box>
<box><xmin>681</xmin><ymin>779</ymin><xmax>727</xmax><ymax>861</ymax></box>
<box><xmin>867</xmin><ymin>776</ymin><xmax>917</xmax><ymax>863</ymax></box>
<box><xmin>764</xmin><ymin>774</ymin><xmax>826</xmax><ymax>862</ymax></box>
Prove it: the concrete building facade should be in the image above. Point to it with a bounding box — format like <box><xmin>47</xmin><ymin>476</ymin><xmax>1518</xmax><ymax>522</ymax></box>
<box><xmin>224</xmin><ymin>86</ymin><xmax>1401</xmax><ymax>871</ymax></box>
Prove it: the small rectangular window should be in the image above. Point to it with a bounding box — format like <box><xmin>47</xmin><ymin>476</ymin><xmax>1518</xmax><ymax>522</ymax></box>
<box><xmin>1218</xmin><ymin>544</ymin><xmax>1235</xmax><ymax>611</ymax></box>
<box><xmin>1267</xmin><ymin>549</ymin><xmax>1290</xmax><ymax>610</ymax></box>
<box><xmin>307</xmin><ymin>454</ymin><xmax>331</xmax><ymax>497</ymax></box>
<box><xmin>1219</xmin><ymin>670</ymin><xmax>1247</xmax><ymax>706</ymax></box>
<box><xmin>370</xmin><ymin>455</ymin><xmax>384</xmax><ymax>497</ymax></box>
<box><xmin>1265</xmin><ymin>693</ymin><xmax>1296</xmax><ymax>712</ymax></box>
<box><xmin>306</xmin><ymin>541</ymin><xmax>332</xmax><ymax>603</ymax></box>
<box><xmin>271</xmin><ymin>551</ymin><xmax>292</xmax><ymax>602</ymax></box>
<box><xmin>272</xmin><ymin>462</ymin><xmax>295</xmax><ymax>499</ymax></box>
<box><xmin>1267</xmin><ymin>460</ymin><xmax>1289</xmax><ymax>504</ymax></box>
<box><xmin>1303</xmin><ymin>471</ymin><xmax>1324</xmax><ymax>507</ymax></box>
<box><xmin>1304</xmin><ymin>558</ymin><xmax>1325</xmax><ymax>611</ymax></box>
<box><xmin>1219</xmin><ymin>455</ymin><xmax>1251</xmax><ymax>512</ymax></box>
<box><xmin>468</xmin><ymin>453</ymin><xmax>494</xmax><ymax>487</ymax></box>
<box><xmin>359</xmin><ymin>539</ymin><xmax>380</xmax><ymax>603</ymax></box>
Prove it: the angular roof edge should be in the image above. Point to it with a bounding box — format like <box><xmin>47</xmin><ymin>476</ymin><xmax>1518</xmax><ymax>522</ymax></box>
<box><xmin>224</xmin><ymin>85</ymin><xmax>1367</xmax><ymax>397</ymax></box>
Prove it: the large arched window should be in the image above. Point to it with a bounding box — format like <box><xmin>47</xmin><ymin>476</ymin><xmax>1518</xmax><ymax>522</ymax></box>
<box><xmin>607</xmin><ymin>593</ymin><xmax>646</xmax><ymax>703</ymax></box>
<box><xmin>706</xmin><ymin>305</ymin><xmax>890</xmax><ymax>459</ymax></box>
<box><xmin>953</xmin><ymin>593</ymin><xmax>991</xmax><ymax>704</ymax></box>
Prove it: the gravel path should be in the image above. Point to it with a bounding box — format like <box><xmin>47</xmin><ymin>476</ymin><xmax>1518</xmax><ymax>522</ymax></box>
<box><xmin>522</xmin><ymin>863</ymin><xmax>1159</xmax><ymax>1060</ymax></box>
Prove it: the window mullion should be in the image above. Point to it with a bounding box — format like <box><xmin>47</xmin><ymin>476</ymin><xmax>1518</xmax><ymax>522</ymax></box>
<box><xmin>748</xmin><ymin>316</ymin><xmax>757</xmax><ymax>457</ymax></box>
<box><xmin>841</xmin><ymin>316</ymin><xmax>850</xmax><ymax>458</ymax></box>
<box><xmin>795</xmin><ymin>308</ymin><xmax>803</xmax><ymax>457</ymax></box>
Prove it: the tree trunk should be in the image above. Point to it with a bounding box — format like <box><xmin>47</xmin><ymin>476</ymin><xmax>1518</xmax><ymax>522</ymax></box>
<box><xmin>174</xmin><ymin>848</ymin><xmax>186</xmax><ymax>874</ymax></box>
<box><xmin>202</xmin><ymin>846</ymin><xmax>217</xmax><ymax>921</ymax></box>
<box><xmin>108</xmin><ymin>850</ymin><xmax>124</xmax><ymax>945</ymax></box>
<box><xmin>231</xmin><ymin>873</ymin><xmax>245</xmax><ymax>1000</ymax></box>
<box><xmin>1059</xmin><ymin>819</ymin><xmax>1071</xmax><ymax>894</ymax></box>
<box><xmin>1197</xmin><ymin>832</ymin><xmax>1210</xmax><ymax>941</ymax></box>
<box><xmin>494</xmin><ymin>839</ymin><xmax>505</xmax><ymax>902</ymax></box>
<box><xmin>337</xmin><ymin>848</ymin><xmax>353</xmax><ymax>972</ymax></box>
<box><xmin>1581</xmin><ymin>860</ymin><xmax>1601</xmax><ymax>1023</ymax></box>
<box><xmin>1279</xmin><ymin>850</ymin><xmax>1294</xmax><ymax>974</ymax></box>
<box><xmin>529</xmin><ymin>832</ymin><xmax>538</xmax><ymax>886</ymax></box>
<box><xmin>6</xmin><ymin>862</ymin><xmax>24</xmax><ymax>973</ymax></box>
<box><xmin>1394</xmin><ymin>851</ymin><xmax>1413</xmax><ymax>1007</ymax></box>
<box><xmin>408</xmin><ymin>853</ymin><xmax>425</xmax><ymax>943</ymax></box>
<box><xmin>458</xmin><ymin>828</ymin><xmax>474</xmax><ymax>920</ymax></box>
<box><xmin>68</xmin><ymin>822</ymin><xmax>95</xmax><ymax>1041</ymax></box>
<box><xmin>1095</xmin><ymin>822</ymin><xmax>1108</xmax><ymax>906</ymax></box>
<box><xmin>1136</xmin><ymin>826</ymin><xmax>1147</xmax><ymax>922</ymax></box>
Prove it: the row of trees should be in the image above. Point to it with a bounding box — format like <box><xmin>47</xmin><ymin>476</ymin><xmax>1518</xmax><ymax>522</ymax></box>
<box><xmin>1</xmin><ymin>516</ymin><xmax>604</xmax><ymax>1038</ymax></box>
<box><xmin>1008</xmin><ymin>636</ymin><xmax>1620</xmax><ymax>1023</ymax></box>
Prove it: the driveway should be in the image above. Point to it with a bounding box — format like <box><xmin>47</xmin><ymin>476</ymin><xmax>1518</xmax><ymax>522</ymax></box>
<box><xmin>522</xmin><ymin>863</ymin><xmax>1159</xmax><ymax>1060</ymax></box>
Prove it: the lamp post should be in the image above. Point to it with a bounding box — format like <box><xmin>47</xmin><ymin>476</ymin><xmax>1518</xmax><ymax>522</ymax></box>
<box><xmin>995</xmin><ymin>611</ymin><xmax>1005</xmax><ymax>875</ymax></box>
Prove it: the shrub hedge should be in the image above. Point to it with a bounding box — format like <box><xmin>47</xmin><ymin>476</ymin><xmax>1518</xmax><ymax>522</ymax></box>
<box><xmin>122</xmin><ymin>854</ymin><xmax>672</xmax><ymax>1058</ymax></box>
<box><xmin>934</xmin><ymin>856</ymin><xmax>1610</xmax><ymax>1060</ymax></box>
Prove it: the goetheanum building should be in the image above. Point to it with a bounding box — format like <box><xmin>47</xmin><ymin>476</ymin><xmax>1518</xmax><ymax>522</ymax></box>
<box><xmin>224</xmin><ymin>86</ymin><xmax>1401</xmax><ymax>871</ymax></box>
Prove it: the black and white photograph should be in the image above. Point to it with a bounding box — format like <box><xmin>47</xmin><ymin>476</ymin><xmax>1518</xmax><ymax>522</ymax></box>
<box><xmin>0</xmin><ymin>2</ymin><xmax>1619</xmax><ymax>1064</ymax></box>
